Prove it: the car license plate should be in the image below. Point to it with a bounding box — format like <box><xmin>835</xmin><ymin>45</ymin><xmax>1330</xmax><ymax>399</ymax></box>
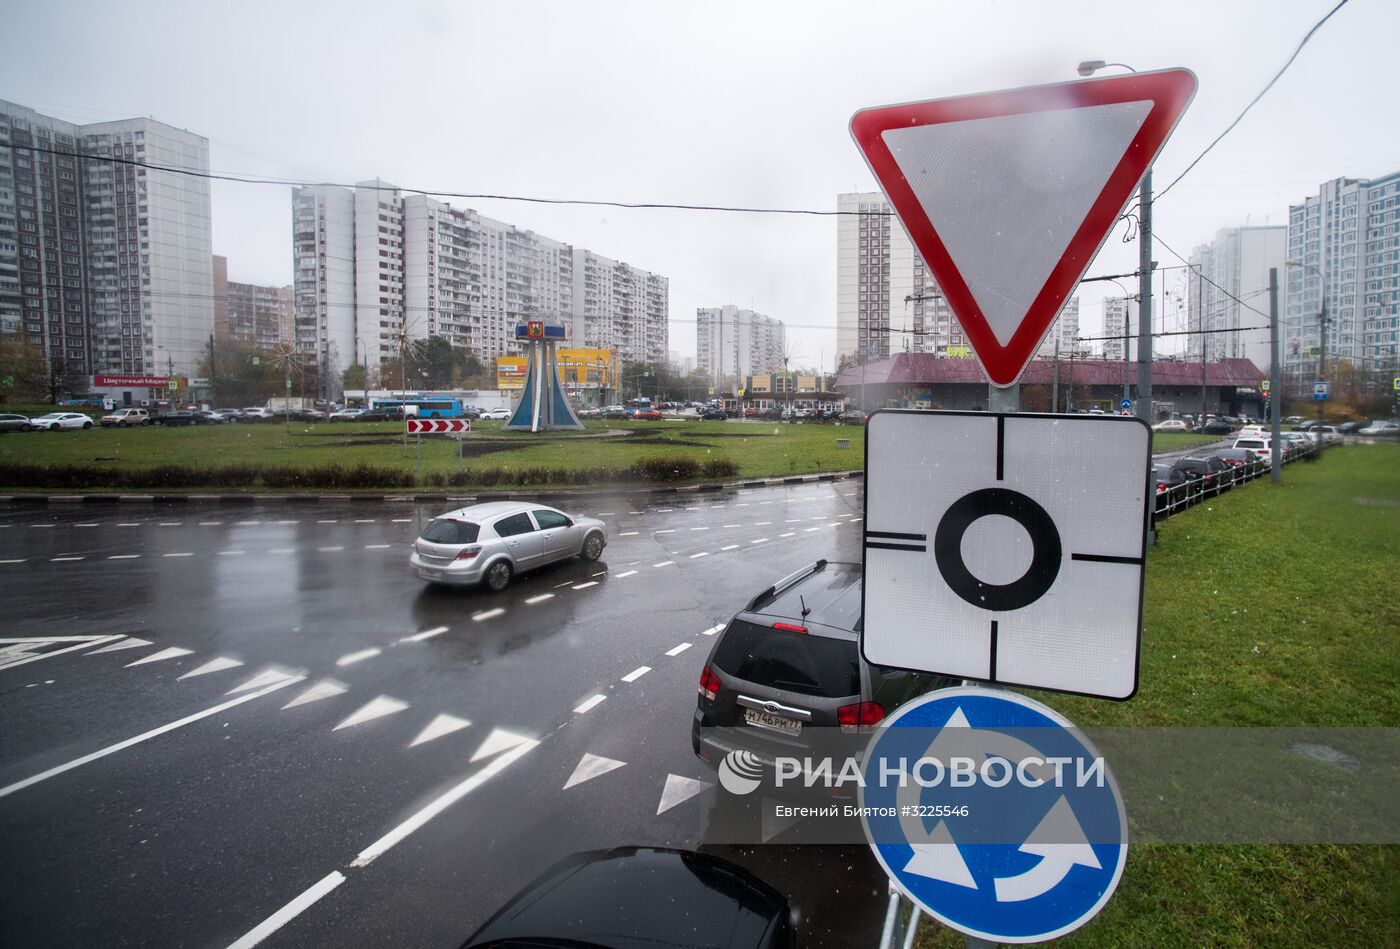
<box><xmin>419</xmin><ymin>568</ymin><xmax>442</xmax><ymax>580</ymax></box>
<box><xmin>744</xmin><ymin>708</ymin><xmax>801</xmax><ymax>736</ymax></box>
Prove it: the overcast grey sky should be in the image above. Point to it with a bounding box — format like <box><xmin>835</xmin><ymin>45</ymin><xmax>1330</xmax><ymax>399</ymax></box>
<box><xmin>6</xmin><ymin>0</ymin><xmax>1397</xmax><ymax>370</ymax></box>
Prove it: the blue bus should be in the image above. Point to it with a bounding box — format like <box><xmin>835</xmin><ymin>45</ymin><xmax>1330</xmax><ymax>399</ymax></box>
<box><xmin>372</xmin><ymin>397</ymin><xmax>465</xmax><ymax>419</ymax></box>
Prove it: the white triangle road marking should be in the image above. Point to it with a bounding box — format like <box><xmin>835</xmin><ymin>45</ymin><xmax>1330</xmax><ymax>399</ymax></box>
<box><xmin>409</xmin><ymin>713</ymin><xmax>471</xmax><ymax>747</ymax></box>
<box><xmin>281</xmin><ymin>679</ymin><xmax>348</xmax><ymax>710</ymax></box>
<box><xmin>86</xmin><ymin>637</ymin><xmax>152</xmax><ymax>655</ymax></box>
<box><xmin>125</xmin><ymin>647</ymin><xmax>194</xmax><ymax>667</ymax></box>
<box><xmin>563</xmin><ymin>753</ymin><xmax>626</xmax><ymax>790</ymax></box>
<box><xmin>227</xmin><ymin>668</ymin><xmax>300</xmax><ymax>695</ymax></box>
<box><xmin>656</xmin><ymin>773</ymin><xmax>712</xmax><ymax>815</ymax></box>
<box><xmin>178</xmin><ymin>657</ymin><xmax>244</xmax><ymax>679</ymax></box>
<box><xmin>333</xmin><ymin>696</ymin><xmax>409</xmax><ymax>731</ymax></box>
<box><xmin>470</xmin><ymin>727</ymin><xmax>535</xmax><ymax>763</ymax></box>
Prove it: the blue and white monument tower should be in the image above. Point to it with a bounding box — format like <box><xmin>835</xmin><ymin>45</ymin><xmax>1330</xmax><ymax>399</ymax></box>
<box><xmin>504</xmin><ymin>320</ymin><xmax>585</xmax><ymax>432</ymax></box>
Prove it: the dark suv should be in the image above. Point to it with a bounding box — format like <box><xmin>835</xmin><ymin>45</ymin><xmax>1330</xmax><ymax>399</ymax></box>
<box><xmin>692</xmin><ymin>560</ymin><xmax>951</xmax><ymax>793</ymax></box>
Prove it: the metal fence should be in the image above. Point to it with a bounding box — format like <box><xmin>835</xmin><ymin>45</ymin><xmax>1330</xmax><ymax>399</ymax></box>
<box><xmin>1153</xmin><ymin>443</ymin><xmax>1316</xmax><ymax>522</ymax></box>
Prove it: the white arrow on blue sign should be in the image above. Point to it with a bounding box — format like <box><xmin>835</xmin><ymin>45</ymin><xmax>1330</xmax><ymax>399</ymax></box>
<box><xmin>859</xmin><ymin>687</ymin><xmax>1127</xmax><ymax>943</ymax></box>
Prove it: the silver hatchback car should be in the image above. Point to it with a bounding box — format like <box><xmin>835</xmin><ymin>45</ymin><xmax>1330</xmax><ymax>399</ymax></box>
<box><xmin>409</xmin><ymin>501</ymin><xmax>607</xmax><ymax>591</ymax></box>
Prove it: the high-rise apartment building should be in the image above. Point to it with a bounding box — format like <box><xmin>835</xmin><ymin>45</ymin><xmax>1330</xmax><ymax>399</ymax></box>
<box><xmin>1186</xmin><ymin>226</ymin><xmax>1285</xmax><ymax>371</ymax></box>
<box><xmin>837</xmin><ymin>192</ymin><xmax>963</xmax><ymax>364</ymax></box>
<box><xmin>1102</xmin><ymin>296</ymin><xmax>1139</xmax><ymax>362</ymax></box>
<box><xmin>1036</xmin><ymin>297</ymin><xmax>1081</xmax><ymax>358</ymax></box>
<box><xmin>0</xmin><ymin>99</ymin><xmax>212</xmax><ymax>378</ymax></box>
<box><xmin>696</xmin><ymin>305</ymin><xmax>785</xmax><ymax>386</ymax></box>
<box><xmin>1284</xmin><ymin>172</ymin><xmax>1400</xmax><ymax>387</ymax></box>
<box><xmin>293</xmin><ymin>182</ymin><xmax>666</xmax><ymax>391</ymax></box>
<box><xmin>226</xmin><ymin>282</ymin><xmax>292</xmax><ymax>348</ymax></box>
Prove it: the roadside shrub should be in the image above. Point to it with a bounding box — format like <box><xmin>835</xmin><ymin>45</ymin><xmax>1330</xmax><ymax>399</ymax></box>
<box><xmin>631</xmin><ymin>456</ymin><xmax>699</xmax><ymax>481</ymax></box>
<box><xmin>700</xmin><ymin>458</ymin><xmax>739</xmax><ymax>479</ymax></box>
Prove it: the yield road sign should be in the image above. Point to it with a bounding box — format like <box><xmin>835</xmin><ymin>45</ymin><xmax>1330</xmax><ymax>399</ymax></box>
<box><xmin>406</xmin><ymin>418</ymin><xmax>472</xmax><ymax>435</ymax></box>
<box><xmin>851</xmin><ymin>70</ymin><xmax>1196</xmax><ymax>386</ymax></box>
<box><xmin>862</xmin><ymin>410</ymin><xmax>1151</xmax><ymax>699</ymax></box>
<box><xmin>860</xmin><ymin>687</ymin><xmax>1127</xmax><ymax>943</ymax></box>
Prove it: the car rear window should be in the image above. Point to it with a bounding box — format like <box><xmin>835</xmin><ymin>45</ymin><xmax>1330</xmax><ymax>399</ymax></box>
<box><xmin>420</xmin><ymin>519</ymin><xmax>480</xmax><ymax>544</ymax></box>
<box><xmin>712</xmin><ymin>620</ymin><xmax>860</xmax><ymax>698</ymax></box>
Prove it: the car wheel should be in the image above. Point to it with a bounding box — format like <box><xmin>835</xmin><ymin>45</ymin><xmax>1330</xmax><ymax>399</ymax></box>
<box><xmin>484</xmin><ymin>560</ymin><xmax>513</xmax><ymax>592</ymax></box>
<box><xmin>119</xmin><ymin>421</ymin><xmax>128</xmax><ymax>428</ymax></box>
<box><xmin>83</xmin><ymin>421</ymin><xmax>93</xmax><ymax>429</ymax></box>
<box><xmin>581</xmin><ymin>532</ymin><xmax>604</xmax><ymax>561</ymax></box>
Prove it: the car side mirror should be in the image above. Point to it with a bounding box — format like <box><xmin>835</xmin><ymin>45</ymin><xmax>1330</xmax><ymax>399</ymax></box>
<box><xmin>563</xmin><ymin>518</ymin><xmax>573</xmax><ymax>527</ymax></box>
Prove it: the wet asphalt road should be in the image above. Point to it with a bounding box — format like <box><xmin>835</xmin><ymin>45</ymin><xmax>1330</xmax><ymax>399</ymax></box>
<box><xmin>0</xmin><ymin>482</ymin><xmax>896</xmax><ymax>948</ymax></box>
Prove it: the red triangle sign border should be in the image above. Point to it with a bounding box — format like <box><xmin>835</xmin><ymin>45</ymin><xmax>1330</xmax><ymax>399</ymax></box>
<box><xmin>850</xmin><ymin>68</ymin><xmax>1197</xmax><ymax>386</ymax></box>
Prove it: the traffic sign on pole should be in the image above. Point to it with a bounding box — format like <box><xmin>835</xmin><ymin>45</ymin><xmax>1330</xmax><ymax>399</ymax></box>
<box><xmin>1313</xmin><ymin>381</ymin><xmax>1329</xmax><ymax>401</ymax></box>
<box><xmin>862</xmin><ymin>410</ymin><xmax>1151</xmax><ymax>699</ymax></box>
<box><xmin>406</xmin><ymin>418</ymin><xmax>472</xmax><ymax>435</ymax></box>
<box><xmin>850</xmin><ymin>69</ymin><xmax>1196</xmax><ymax>386</ymax></box>
<box><xmin>1119</xmin><ymin>398</ymin><xmax>1132</xmax><ymax>410</ymax></box>
<box><xmin>859</xmin><ymin>687</ymin><xmax>1128</xmax><ymax>944</ymax></box>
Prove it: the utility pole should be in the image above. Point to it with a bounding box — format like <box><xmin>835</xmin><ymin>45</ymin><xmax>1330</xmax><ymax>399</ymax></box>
<box><xmin>1269</xmin><ymin>267</ymin><xmax>1281</xmax><ymax>483</ymax></box>
<box><xmin>1198</xmin><ymin>269</ymin><xmax>1207</xmax><ymax>422</ymax></box>
<box><xmin>1051</xmin><ymin>335</ymin><xmax>1060</xmax><ymax>412</ymax></box>
<box><xmin>1137</xmin><ymin>170</ymin><xmax>1154</xmax><ymax>424</ymax></box>
<box><xmin>1315</xmin><ymin>289</ymin><xmax>1329</xmax><ymax>457</ymax></box>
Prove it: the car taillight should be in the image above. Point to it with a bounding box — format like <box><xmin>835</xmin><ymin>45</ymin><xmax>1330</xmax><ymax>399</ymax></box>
<box><xmin>772</xmin><ymin>622</ymin><xmax>808</xmax><ymax>634</ymax></box>
<box><xmin>838</xmin><ymin>701</ymin><xmax>885</xmax><ymax>734</ymax></box>
<box><xmin>455</xmin><ymin>546</ymin><xmax>482</xmax><ymax>561</ymax></box>
<box><xmin>698</xmin><ymin>666</ymin><xmax>721</xmax><ymax>701</ymax></box>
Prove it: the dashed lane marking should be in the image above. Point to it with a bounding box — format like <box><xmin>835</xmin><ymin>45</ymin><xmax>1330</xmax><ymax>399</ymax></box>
<box><xmin>591</xmin><ymin>570</ymin><xmax>607</xmax><ymax>577</ymax></box>
<box><xmin>108</xmin><ymin>554</ymin><xmax>140</xmax><ymax>560</ymax></box>
<box><xmin>317</xmin><ymin>519</ymin><xmax>338</xmax><ymax>524</ymax></box>
<box><xmin>217</xmin><ymin>550</ymin><xmax>246</xmax><ymax>556</ymax></box>
<box><xmin>621</xmin><ymin>666</ymin><xmax>651</xmax><ymax>682</ymax></box>
<box><xmin>751</xmin><ymin>537</ymin><xmax>769</xmax><ymax>544</ymax></box>
<box><xmin>199</xmin><ymin>521</ymin><xmax>223</xmax><ymax>526</ymax></box>
<box><xmin>399</xmin><ymin>626</ymin><xmax>448</xmax><ymax>642</ymax></box>
<box><xmin>354</xmin><ymin>519</ymin><xmax>376</xmax><ymax>523</ymax></box>
<box><xmin>720</xmin><ymin>544</ymin><xmax>739</xmax><ymax>551</ymax></box>
<box><xmin>336</xmin><ymin>648</ymin><xmax>381</xmax><ymax>667</ymax></box>
<box><xmin>619</xmin><ymin>531</ymin><xmax>638</xmax><ymax>536</ymax></box>
<box><xmin>755</xmin><ymin>521</ymin><xmax>772</xmax><ymax>526</ymax></box>
<box><xmin>666</xmin><ymin>642</ymin><xmax>693</xmax><ymax>657</ymax></box>
<box><xmin>162</xmin><ymin>552</ymin><xmax>194</xmax><ymax>558</ymax></box>
<box><xmin>779</xmin><ymin>532</ymin><xmax>796</xmax><ymax>538</ymax></box>
<box><xmin>804</xmin><ymin>526</ymin><xmax>821</xmax><ymax>532</ymax></box>
<box><xmin>701</xmin><ymin>624</ymin><xmax>724</xmax><ymax>636</ymax></box>
<box><xmin>269</xmin><ymin>548</ymin><xmax>294</xmax><ymax>554</ymax></box>
<box><xmin>655</xmin><ymin>529</ymin><xmax>675</xmax><ymax>534</ymax></box>
<box><xmin>553</xmin><ymin>580</ymin><xmax>575</xmax><ymax>588</ymax></box>
<box><xmin>0</xmin><ymin>559</ymin><xmax>27</xmax><ymax>564</ymax></box>
<box><xmin>365</xmin><ymin>544</ymin><xmax>392</xmax><ymax>549</ymax></box>
<box><xmin>722</xmin><ymin>524</ymin><xmax>741</xmax><ymax>528</ymax></box>
<box><xmin>525</xmin><ymin>593</ymin><xmax>555</xmax><ymax>605</ymax></box>
<box><xmin>572</xmin><ymin>581</ymin><xmax>599</xmax><ymax>590</ymax></box>
<box><xmin>690</xmin><ymin>527</ymin><xmax>709</xmax><ymax>531</ymax></box>
<box><xmin>654</xmin><ymin>560</ymin><xmax>674</xmax><ymax>568</ymax></box>
<box><xmin>51</xmin><ymin>556</ymin><xmax>85</xmax><ymax>562</ymax></box>
<box><xmin>317</xmin><ymin>546</ymin><xmax>345</xmax><ymax>552</ymax></box>
<box><xmin>391</xmin><ymin>518</ymin><xmax>412</xmax><ymax>523</ymax></box>
<box><xmin>689</xmin><ymin>552</ymin><xmax>709</xmax><ymax>559</ymax></box>
<box><xmin>574</xmin><ymin>694</ymin><xmax>607</xmax><ymax>714</ymax></box>
<box><xmin>472</xmin><ymin>608</ymin><xmax>505</xmax><ymax>621</ymax></box>
<box><xmin>615</xmin><ymin>570</ymin><xmax>637</xmax><ymax>578</ymax></box>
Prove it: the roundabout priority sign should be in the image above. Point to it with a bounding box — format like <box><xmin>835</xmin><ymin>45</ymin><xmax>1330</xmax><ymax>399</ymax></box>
<box><xmin>859</xmin><ymin>687</ymin><xmax>1128</xmax><ymax>943</ymax></box>
<box><xmin>861</xmin><ymin>410</ymin><xmax>1151</xmax><ymax>699</ymax></box>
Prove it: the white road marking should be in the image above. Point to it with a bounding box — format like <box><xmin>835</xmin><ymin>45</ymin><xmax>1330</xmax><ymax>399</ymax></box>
<box><xmin>108</xmin><ymin>554</ymin><xmax>140</xmax><ymax>560</ymax></box>
<box><xmin>722</xmin><ymin>524</ymin><xmax>741</xmax><ymax>528</ymax></box>
<box><xmin>804</xmin><ymin>526</ymin><xmax>821</xmax><ymax>532</ymax></box>
<box><xmin>157</xmin><ymin>521</ymin><xmax>181</xmax><ymax>526</ymax></box>
<box><xmin>226</xmin><ymin>871</ymin><xmax>346</xmax><ymax>949</ymax></box>
<box><xmin>50</xmin><ymin>556</ymin><xmax>85</xmax><ymax>562</ymax></box>
<box><xmin>336</xmin><ymin>648</ymin><xmax>381</xmax><ymax>667</ymax></box>
<box><xmin>554</xmin><ymin>580</ymin><xmax>575</xmax><ymax>588</ymax></box>
<box><xmin>751</xmin><ymin>537</ymin><xmax>769</xmax><ymax>544</ymax></box>
<box><xmin>666</xmin><ymin>642</ymin><xmax>693</xmax><ymax>656</ymax></box>
<box><xmin>655</xmin><ymin>529</ymin><xmax>675</xmax><ymax>534</ymax></box>
<box><xmin>354</xmin><ymin>519</ymin><xmax>375</xmax><ymax>523</ymax></box>
<box><xmin>118</xmin><ymin>522</ymin><xmax>140</xmax><ymax>527</ymax></box>
<box><xmin>525</xmin><ymin>593</ymin><xmax>555</xmax><ymax>604</ymax></box>
<box><xmin>409</xmin><ymin>713</ymin><xmax>471</xmax><ymax>747</ymax></box>
<box><xmin>227</xmin><ymin>669</ymin><xmax>301</xmax><ymax>695</ymax></box>
<box><xmin>736</xmin><ymin>503</ymin><xmax>750</xmax><ymax>507</ymax></box>
<box><xmin>352</xmin><ymin>736</ymin><xmax>536</xmax><ymax>867</ymax></box>
<box><xmin>564</xmin><ymin>753</ymin><xmax>626</xmax><ymax>789</ymax></box>
<box><xmin>591</xmin><ymin>570</ymin><xmax>607</xmax><ymax>577</ymax></box>
<box><xmin>75</xmin><ymin>523</ymin><xmax>99</xmax><ymax>527</ymax></box>
<box><xmin>87</xmin><ymin>637</ymin><xmax>152</xmax><ymax>655</ymax></box>
<box><xmin>391</xmin><ymin>518</ymin><xmax>412</xmax><ymax>523</ymax></box>
<box><xmin>217</xmin><ymin>550</ymin><xmax>246</xmax><ymax>556</ymax></box>
<box><xmin>162</xmin><ymin>552</ymin><xmax>194</xmax><ymax>558</ymax></box>
<box><xmin>720</xmin><ymin>544</ymin><xmax>739</xmax><ymax>551</ymax></box>
<box><xmin>657</xmin><ymin>774</ymin><xmax>712</xmax><ymax>815</ymax></box>
<box><xmin>701</xmin><ymin>624</ymin><xmax>724</xmax><ymax>636</ymax></box>
<box><xmin>574</xmin><ymin>694</ymin><xmax>607</xmax><ymax>714</ymax></box>
<box><xmin>317</xmin><ymin>519</ymin><xmax>338</xmax><ymax>524</ymax></box>
<box><xmin>851</xmin><ymin>516</ymin><xmax>863</xmax><ymax>521</ymax></box>
<box><xmin>779</xmin><ymin>532</ymin><xmax>796</xmax><ymax>538</ymax></box>
<box><xmin>125</xmin><ymin>647</ymin><xmax>193</xmax><ymax>667</ymax></box>
<box><xmin>629</xmin><ymin>510</ymin><xmax>644</xmax><ymax>514</ymax></box>
<box><xmin>690</xmin><ymin>526</ymin><xmax>709</xmax><ymax>531</ymax></box>
<box><xmin>275</xmin><ymin>520</ymin><xmax>299</xmax><ymax>525</ymax></box>
<box><xmin>400</xmin><ymin>626</ymin><xmax>448</xmax><ymax>642</ymax></box>
<box><xmin>597</xmin><ymin>512</ymin><xmax>615</xmax><ymax>516</ymax></box>
<box><xmin>655</xmin><ymin>508</ymin><xmax>674</xmax><ymax>513</ymax></box>
<box><xmin>470</xmin><ymin>727</ymin><xmax>536</xmax><ymax>763</ymax></box>
<box><xmin>236</xmin><ymin>521</ymin><xmax>261</xmax><ymax>526</ymax></box>
<box><xmin>473</xmin><ymin>608</ymin><xmax>505</xmax><ymax>621</ymax></box>
<box><xmin>710</xmin><ymin>504</ymin><xmax>725</xmax><ymax>509</ymax></box>
<box><xmin>654</xmin><ymin>560</ymin><xmax>674</xmax><ymax>567</ymax></box>
<box><xmin>268</xmin><ymin>548</ymin><xmax>294</xmax><ymax>554</ymax></box>
<box><xmin>619</xmin><ymin>531</ymin><xmax>638</xmax><ymax>536</ymax></box>
<box><xmin>333</xmin><ymin>695</ymin><xmax>408</xmax><ymax>730</ymax></box>
<box><xmin>621</xmin><ymin>666</ymin><xmax>651</xmax><ymax>682</ymax></box>
<box><xmin>31</xmin><ymin>524</ymin><xmax>56</xmax><ymax>528</ymax></box>
<box><xmin>0</xmin><ymin>559</ymin><xmax>27</xmax><ymax>564</ymax></box>
<box><xmin>281</xmin><ymin>679</ymin><xmax>348</xmax><ymax>709</ymax></box>
<box><xmin>317</xmin><ymin>546</ymin><xmax>344</xmax><ymax>552</ymax></box>
<box><xmin>178</xmin><ymin>657</ymin><xmax>243</xmax><ymax>679</ymax></box>
<box><xmin>785</xmin><ymin>519</ymin><xmax>803</xmax><ymax>523</ymax></box>
<box><xmin>689</xmin><ymin>552</ymin><xmax>709</xmax><ymax>559</ymax></box>
<box><xmin>615</xmin><ymin>570</ymin><xmax>637</xmax><ymax>578</ymax></box>
<box><xmin>364</xmin><ymin>544</ymin><xmax>392</xmax><ymax>549</ymax></box>
<box><xmin>572</xmin><ymin>581</ymin><xmax>599</xmax><ymax>590</ymax></box>
<box><xmin>199</xmin><ymin>521</ymin><xmax>223</xmax><ymax>526</ymax></box>
<box><xmin>0</xmin><ymin>635</ymin><xmax>121</xmax><ymax>670</ymax></box>
<box><xmin>755</xmin><ymin>521</ymin><xmax>772</xmax><ymax>526</ymax></box>
<box><xmin>0</xmin><ymin>674</ymin><xmax>300</xmax><ymax>799</ymax></box>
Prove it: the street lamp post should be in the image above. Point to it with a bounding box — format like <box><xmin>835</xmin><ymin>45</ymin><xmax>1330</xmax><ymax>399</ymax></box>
<box><xmin>1079</xmin><ymin>61</ymin><xmax>1153</xmax><ymax>423</ymax></box>
<box><xmin>1287</xmin><ymin>259</ymin><xmax>1329</xmax><ymax>455</ymax></box>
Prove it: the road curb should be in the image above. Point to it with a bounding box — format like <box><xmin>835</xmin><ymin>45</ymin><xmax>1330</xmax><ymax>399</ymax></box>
<box><xmin>0</xmin><ymin>470</ymin><xmax>867</xmax><ymax>506</ymax></box>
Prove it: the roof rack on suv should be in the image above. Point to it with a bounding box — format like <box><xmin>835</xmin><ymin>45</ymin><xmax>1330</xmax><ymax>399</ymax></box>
<box><xmin>744</xmin><ymin>560</ymin><xmax>828</xmax><ymax>611</ymax></box>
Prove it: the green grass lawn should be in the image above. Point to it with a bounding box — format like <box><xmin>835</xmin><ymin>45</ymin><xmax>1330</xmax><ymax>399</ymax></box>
<box><xmin>918</xmin><ymin>445</ymin><xmax>1400</xmax><ymax>947</ymax></box>
<box><xmin>0</xmin><ymin>418</ymin><xmax>868</xmax><ymax>487</ymax></box>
